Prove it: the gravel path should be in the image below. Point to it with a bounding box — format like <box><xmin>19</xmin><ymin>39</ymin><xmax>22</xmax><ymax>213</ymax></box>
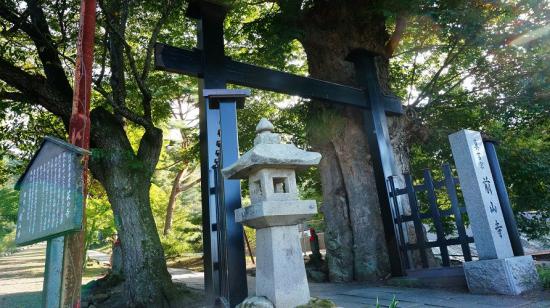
<box><xmin>0</xmin><ymin>243</ymin><xmax>106</xmax><ymax>307</ymax></box>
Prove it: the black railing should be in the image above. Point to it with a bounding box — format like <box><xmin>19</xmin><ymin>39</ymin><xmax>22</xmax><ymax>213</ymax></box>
<box><xmin>388</xmin><ymin>163</ymin><xmax>475</xmax><ymax>270</ymax></box>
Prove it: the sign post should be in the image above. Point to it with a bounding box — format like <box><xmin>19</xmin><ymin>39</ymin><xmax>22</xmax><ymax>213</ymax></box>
<box><xmin>14</xmin><ymin>136</ymin><xmax>89</xmax><ymax>307</ymax></box>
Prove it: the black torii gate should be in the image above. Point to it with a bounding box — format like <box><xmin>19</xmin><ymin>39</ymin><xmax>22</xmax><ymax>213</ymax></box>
<box><xmin>155</xmin><ymin>0</ymin><xmax>406</xmax><ymax>306</ymax></box>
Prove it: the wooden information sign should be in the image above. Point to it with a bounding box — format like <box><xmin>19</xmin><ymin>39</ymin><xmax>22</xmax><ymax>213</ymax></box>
<box><xmin>15</xmin><ymin>136</ymin><xmax>89</xmax><ymax>245</ymax></box>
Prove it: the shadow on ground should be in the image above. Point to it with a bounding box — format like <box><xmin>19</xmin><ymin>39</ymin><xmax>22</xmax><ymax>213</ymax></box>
<box><xmin>0</xmin><ymin>291</ymin><xmax>42</xmax><ymax>307</ymax></box>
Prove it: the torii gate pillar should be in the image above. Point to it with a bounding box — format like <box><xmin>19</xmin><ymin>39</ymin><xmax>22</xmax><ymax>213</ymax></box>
<box><xmin>187</xmin><ymin>2</ymin><xmax>248</xmax><ymax>306</ymax></box>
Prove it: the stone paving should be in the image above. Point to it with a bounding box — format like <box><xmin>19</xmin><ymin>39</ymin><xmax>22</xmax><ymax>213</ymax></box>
<box><xmin>309</xmin><ymin>283</ymin><xmax>550</xmax><ymax>307</ymax></box>
<box><xmin>1</xmin><ymin>244</ymin><xmax>549</xmax><ymax>307</ymax></box>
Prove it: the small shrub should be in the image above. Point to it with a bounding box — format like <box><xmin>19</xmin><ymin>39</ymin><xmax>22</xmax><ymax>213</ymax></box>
<box><xmin>161</xmin><ymin>234</ymin><xmax>193</xmax><ymax>259</ymax></box>
<box><xmin>296</xmin><ymin>297</ymin><xmax>337</xmax><ymax>308</ymax></box>
<box><xmin>0</xmin><ymin>229</ymin><xmax>16</xmax><ymax>254</ymax></box>
<box><xmin>538</xmin><ymin>265</ymin><xmax>550</xmax><ymax>289</ymax></box>
<box><xmin>376</xmin><ymin>296</ymin><xmax>398</xmax><ymax>308</ymax></box>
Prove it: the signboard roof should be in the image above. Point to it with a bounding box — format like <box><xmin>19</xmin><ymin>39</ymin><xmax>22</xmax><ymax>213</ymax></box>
<box><xmin>15</xmin><ymin>136</ymin><xmax>90</xmax><ymax>190</ymax></box>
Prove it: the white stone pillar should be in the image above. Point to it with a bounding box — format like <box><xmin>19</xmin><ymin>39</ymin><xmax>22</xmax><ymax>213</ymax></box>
<box><xmin>449</xmin><ymin>129</ymin><xmax>513</xmax><ymax>260</ymax></box>
<box><xmin>256</xmin><ymin>225</ymin><xmax>310</xmax><ymax>307</ymax></box>
<box><xmin>449</xmin><ymin>129</ymin><xmax>540</xmax><ymax>295</ymax></box>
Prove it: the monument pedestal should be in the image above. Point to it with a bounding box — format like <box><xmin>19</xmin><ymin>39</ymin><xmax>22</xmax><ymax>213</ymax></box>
<box><xmin>256</xmin><ymin>225</ymin><xmax>310</xmax><ymax>307</ymax></box>
<box><xmin>464</xmin><ymin>255</ymin><xmax>540</xmax><ymax>295</ymax></box>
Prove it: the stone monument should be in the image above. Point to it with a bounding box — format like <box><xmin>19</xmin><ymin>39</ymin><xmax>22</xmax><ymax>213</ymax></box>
<box><xmin>223</xmin><ymin>118</ymin><xmax>321</xmax><ymax>307</ymax></box>
<box><xmin>449</xmin><ymin>129</ymin><xmax>540</xmax><ymax>295</ymax></box>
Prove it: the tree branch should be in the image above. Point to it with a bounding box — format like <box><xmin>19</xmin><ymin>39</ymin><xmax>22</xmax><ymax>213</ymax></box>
<box><xmin>0</xmin><ymin>56</ymin><xmax>71</xmax><ymax>123</ymax></box>
<box><xmin>141</xmin><ymin>4</ymin><xmax>176</xmax><ymax>81</ymax></box>
<box><xmin>8</xmin><ymin>1</ymin><xmax>74</xmax><ymax>101</ymax></box>
<box><xmin>0</xmin><ymin>90</ymin><xmax>28</xmax><ymax>102</ymax></box>
<box><xmin>93</xmin><ymin>80</ymin><xmax>152</xmax><ymax>128</ymax></box>
<box><xmin>176</xmin><ymin>177</ymin><xmax>200</xmax><ymax>194</ymax></box>
<box><xmin>410</xmin><ymin>42</ymin><xmax>463</xmax><ymax>107</ymax></box>
<box><xmin>99</xmin><ymin>0</ymin><xmax>152</xmax><ymax>121</ymax></box>
<box><xmin>95</xmin><ymin>31</ymin><xmax>109</xmax><ymax>86</ymax></box>
<box><xmin>385</xmin><ymin>14</ymin><xmax>408</xmax><ymax>58</ymax></box>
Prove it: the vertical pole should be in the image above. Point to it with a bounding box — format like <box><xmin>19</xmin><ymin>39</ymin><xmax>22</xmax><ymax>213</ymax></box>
<box><xmin>346</xmin><ymin>50</ymin><xmax>406</xmax><ymax>276</ymax></box>
<box><xmin>43</xmin><ymin>237</ymin><xmax>64</xmax><ymax>308</ymax></box>
<box><xmin>219</xmin><ymin>101</ymin><xmax>247</xmax><ymax>307</ymax></box>
<box><xmin>61</xmin><ymin>1</ymin><xmax>96</xmax><ymax>307</ymax></box>
<box><xmin>189</xmin><ymin>2</ymin><xmax>229</xmax><ymax>303</ymax></box>
<box><xmin>483</xmin><ymin>139</ymin><xmax>524</xmax><ymax>256</ymax></box>
<box><xmin>213</xmin><ymin>153</ymin><xmax>225</xmax><ymax>298</ymax></box>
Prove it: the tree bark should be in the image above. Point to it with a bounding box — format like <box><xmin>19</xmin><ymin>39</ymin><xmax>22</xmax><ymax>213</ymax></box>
<box><xmin>89</xmin><ymin>108</ymin><xmax>180</xmax><ymax>307</ymax></box>
<box><xmin>299</xmin><ymin>0</ymin><xmax>410</xmax><ymax>281</ymax></box>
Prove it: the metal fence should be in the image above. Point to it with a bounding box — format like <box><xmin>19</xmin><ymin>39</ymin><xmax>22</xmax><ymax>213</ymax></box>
<box><xmin>388</xmin><ymin>163</ymin><xmax>475</xmax><ymax>270</ymax></box>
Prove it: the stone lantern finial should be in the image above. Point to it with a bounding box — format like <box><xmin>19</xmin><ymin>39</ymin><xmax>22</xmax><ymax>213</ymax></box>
<box><xmin>256</xmin><ymin>117</ymin><xmax>274</xmax><ymax>133</ymax></box>
<box><xmin>222</xmin><ymin>118</ymin><xmax>321</xmax><ymax>308</ymax></box>
<box><xmin>253</xmin><ymin>118</ymin><xmax>280</xmax><ymax>146</ymax></box>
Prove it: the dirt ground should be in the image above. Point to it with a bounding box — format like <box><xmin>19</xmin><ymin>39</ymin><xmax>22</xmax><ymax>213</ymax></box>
<box><xmin>0</xmin><ymin>243</ymin><xmax>110</xmax><ymax>307</ymax></box>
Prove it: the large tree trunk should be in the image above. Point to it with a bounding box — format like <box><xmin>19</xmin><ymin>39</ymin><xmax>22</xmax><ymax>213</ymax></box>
<box><xmin>299</xmin><ymin>1</ymin><xmax>410</xmax><ymax>281</ymax></box>
<box><xmin>89</xmin><ymin>108</ymin><xmax>180</xmax><ymax>307</ymax></box>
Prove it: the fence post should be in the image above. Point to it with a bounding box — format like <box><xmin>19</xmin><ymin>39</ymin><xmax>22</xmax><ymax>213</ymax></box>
<box><xmin>404</xmin><ymin>174</ymin><xmax>429</xmax><ymax>268</ymax></box>
<box><xmin>441</xmin><ymin>164</ymin><xmax>472</xmax><ymax>261</ymax></box>
<box><xmin>423</xmin><ymin>169</ymin><xmax>450</xmax><ymax>266</ymax></box>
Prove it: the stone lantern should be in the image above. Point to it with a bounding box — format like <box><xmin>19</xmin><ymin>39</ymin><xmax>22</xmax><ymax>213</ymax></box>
<box><xmin>222</xmin><ymin>118</ymin><xmax>321</xmax><ymax>308</ymax></box>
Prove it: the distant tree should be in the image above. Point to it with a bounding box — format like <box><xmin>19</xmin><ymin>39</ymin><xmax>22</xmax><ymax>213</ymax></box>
<box><xmin>161</xmin><ymin>95</ymin><xmax>200</xmax><ymax>235</ymax></box>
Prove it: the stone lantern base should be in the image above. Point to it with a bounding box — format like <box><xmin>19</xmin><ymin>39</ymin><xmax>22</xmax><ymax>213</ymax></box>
<box><xmin>255</xmin><ymin>224</ymin><xmax>310</xmax><ymax>307</ymax></box>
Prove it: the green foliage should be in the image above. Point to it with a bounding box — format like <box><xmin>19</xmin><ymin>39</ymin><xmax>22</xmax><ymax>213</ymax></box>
<box><xmin>538</xmin><ymin>265</ymin><xmax>550</xmax><ymax>289</ymax></box>
<box><xmin>0</xmin><ymin>103</ymin><xmax>66</xmax><ymax>180</ymax></box>
<box><xmin>0</xmin><ymin>187</ymin><xmax>18</xmax><ymax>234</ymax></box>
<box><xmin>86</xmin><ymin>180</ymin><xmax>116</xmax><ymax>250</ymax></box>
<box><xmin>161</xmin><ymin>234</ymin><xmax>194</xmax><ymax>259</ymax></box>
<box><xmin>390</xmin><ymin>0</ymin><xmax>550</xmax><ymax>239</ymax></box>
<box><xmin>0</xmin><ymin>229</ymin><xmax>16</xmax><ymax>254</ymax></box>
<box><xmin>0</xmin><ymin>186</ymin><xmax>18</xmax><ymax>252</ymax></box>
<box><xmin>161</xmin><ymin>209</ymin><xmax>203</xmax><ymax>259</ymax></box>
<box><xmin>376</xmin><ymin>296</ymin><xmax>398</xmax><ymax>308</ymax></box>
<box><xmin>0</xmin><ymin>0</ymin><xmax>548</xmax><ymax>269</ymax></box>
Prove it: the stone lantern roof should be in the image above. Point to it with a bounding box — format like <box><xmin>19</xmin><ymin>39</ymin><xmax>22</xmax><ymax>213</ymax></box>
<box><xmin>222</xmin><ymin>118</ymin><xmax>321</xmax><ymax>179</ymax></box>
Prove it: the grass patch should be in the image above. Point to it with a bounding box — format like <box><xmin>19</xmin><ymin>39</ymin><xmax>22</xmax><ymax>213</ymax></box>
<box><xmin>83</xmin><ymin>260</ymin><xmax>110</xmax><ymax>280</ymax></box>
<box><xmin>0</xmin><ymin>229</ymin><xmax>17</xmax><ymax>254</ymax></box>
<box><xmin>167</xmin><ymin>255</ymin><xmax>204</xmax><ymax>272</ymax></box>
<box><xmin>377</xmin><ymin>296</ymin><xmax>398</xmax><ymax>308</ymax></box>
